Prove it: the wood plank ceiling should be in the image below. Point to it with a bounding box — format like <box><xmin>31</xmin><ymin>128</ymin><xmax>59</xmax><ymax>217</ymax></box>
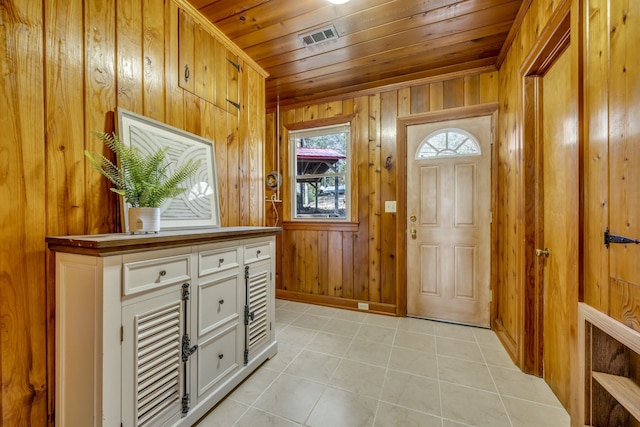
<box><xmin>187</xmin><ymin>0</ymin><xmax>527</xmax><ymax>110</ymax></box>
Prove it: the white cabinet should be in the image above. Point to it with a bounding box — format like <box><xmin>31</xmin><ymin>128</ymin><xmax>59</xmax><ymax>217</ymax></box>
<box><xmin>48</xmin><ymin>228</ymin><xmax>278</xmax><ymax>427</ymax></box>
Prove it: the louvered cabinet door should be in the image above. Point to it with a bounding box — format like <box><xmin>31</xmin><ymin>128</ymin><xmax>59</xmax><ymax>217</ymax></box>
<box><xmin>245</xmin><ymin>260</ymin><xmax>272</xmax><ymax>362</ymax></box>
<box><xmin>121</xmin><ymin>286</ymin><xmax>185</xmax><ymax>427</ymax></box>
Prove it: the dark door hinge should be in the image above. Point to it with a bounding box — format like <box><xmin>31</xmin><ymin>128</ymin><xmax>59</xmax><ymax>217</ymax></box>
<box><xmin>226</xmin><ymin>99</ymin><xmax>241</xmax><ymax>110</ymax></box>
<box><xmin>181</xmin><ymin>282</ymin><xmax>190</xmax><ymax>301</ymax></box>
<box><xmin>181</xmin><ymin>334</ymin><xmax>198</xmax><ymax>362</ymax></box>
<box><xmin>181</xmin><ymin>393</ymin><xmax>190</xmax><ymax>414</ymax></box>
<box><xmin>604</xmin><ymin>227</ymin><xmax>640</xmax><ymax>248</ymax></box>
<box><xmin>226</xmin><ymin>57</ymin><xmax>240</xmax><ymax>72</ymax></box>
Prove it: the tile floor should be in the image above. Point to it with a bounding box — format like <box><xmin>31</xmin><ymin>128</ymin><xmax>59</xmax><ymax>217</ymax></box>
<box><xmin>196</xmin><ymin>300</ymin><xmax>570</xmax><ymax>427</ymax></box>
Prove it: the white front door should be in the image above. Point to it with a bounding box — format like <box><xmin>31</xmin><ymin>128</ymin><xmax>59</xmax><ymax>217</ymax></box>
<box><xmin>406</xmin><ymin>115</ymin><xmax>492</xmax><ymax>327</ymax></box>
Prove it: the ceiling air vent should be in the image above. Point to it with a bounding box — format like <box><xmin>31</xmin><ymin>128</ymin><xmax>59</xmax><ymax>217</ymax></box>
<box><xmin>299</xmin><ymin>25</ymin><xmax>339</xmax><ymax>47</ymax></box>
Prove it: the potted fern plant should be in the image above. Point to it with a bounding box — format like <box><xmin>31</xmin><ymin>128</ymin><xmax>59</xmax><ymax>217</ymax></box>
<box><xmin>85</xmin><ymin>131</ymin><xmax>201</xmax><ymax>233</ymax></box>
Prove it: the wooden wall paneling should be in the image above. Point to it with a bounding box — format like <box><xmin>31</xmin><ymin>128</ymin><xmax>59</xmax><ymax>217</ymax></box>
<box><xmin>117</xmin><ymin>0</ymin><xmax>144</xmax><ymax>112</ymax></box>
<box><xmin>142</xmin><ymin>0</ymin><xmax>166</xmax><ymax>121</ymax></box>
<box><xmin>281</xmin><ymin>229</ymin><xmax>296</xmax><ymax>290</ymax></box>
<box><xmin>353</xmin><ymin>95</ymin><xmax>372</xmax><ymax>301</ymax></box>
<box><xmin>318</xmin><ymin>100</ymin><xmax>343</xmax><ymax>119</ymax></box>
<box><xmin>194</xmin><ymin>23</ymin><xmax>214</xmax><ymax>103</ymax></box>
<box><xmin>85</xmin><ymin>0</ymin><xmax>117</xmax><ymax>234</ymax></box>
<box><xmin>610</xmin><ymin>278</ymin><xmax>640</xmax><ymax>331</ymax></box>
<box><xmin>327</xmin><ymin>231</ymin><xmax>344</xmax><ymax>297</ymax></box>
<box><xmin>246</xmin><ymin>65</ymin><xmax>265</xmax><ymax>226</ymax></box>
<box><xmin>342</xmin><ymin>98</ymin><xmax>354</xmax><ymax>117</ymax></box>
<box><xmin>184</xmin><ymin>90</ymin><xmax>202</xmax><ymax>134</ymax></box>
<box><xmin>226</xmin><ymin>110</ymin><xmax>240</xmax><ymax>225</ymax></box>
<box><xmin>464</xmin><ymin>75</ymin><xmax>480</xmax><ymax>106</ymax></box>
<box><xmin>479</xmin><ymin>71</ymin><xmax>499</xmax><ymax>104</ymax></box>
<box><xmin>177</xmin><ymin>9</ymin><xmax>195</xmax><ymax>94</ymax></box>
<box><xmin>295</xmin><ymin>230</ymin><xmax>307</xmax><ymax>293</ymax></box>
<box><xmin>165</xmin><ymin>0</ymin><xmax>184</xmax><ymax>129</ymax></box>
<box><xmin>397</xmin><ymin>88</ymin><xmax>410</xmax><ymax>117</ymax></box>
<box><xmin>213</xmin><ymin>105</ymin><xmax>229</xmax><ymax>226</ymax></box>
<box><xmin>318</xmin><ymin>231</ymin><xmax>329</xmax><ymax>296</ymax></box>
<box><xmin>583</xmin><ymin>0</ymin><xmax>609</xmax><ymax>311</ymax></box>
<box><xmin>410</xmin><ymin>84</ymin><xmax>430</xmax><ymax>114</ymax></box>
<box><xmin>306</xmin><ymin>230</ymin><xmax>320</xmax><ymax>295</ymax></box>
<box><xmin>443</xmin><ymin>78</ymin><xmax>465</xmax><ymax>109</ymax></box>
<box><xmin>380</xmin><ymin>91</ymin><xmax>398</xmax><ymax>304</ymax></box>
<box><xmin>342</xmin><ymin>231</ymin><xmax>355</xmax><ymax>299</ymax></box>
<box><xmin>46</xmin><ymin>0</ymin><xmax>86</xmax><ymax>237</ymax></box>
<box><xmin>608</xmin><ymin>0</ymin><xmax>640</xmax><ymax>330</ymax></box>
<box><xmin>214</xmin><ymin>39</ymin><xmax>227</xmax><ymax>110</ymax></box>
<box><xmin>368</xmin><ymin>93</ymin><xmax>382</xmax><ymax>303</ymax></box>
<box><xmin>429</xmin><ymin>81</ymin><xmax>444</xmax><ymax>111</ymax></box>
<box><xmin>238</xmin><ymin>63</ymin><xmax>249</xmax><ymax>226</ymax></box>
<box><xmin>495</xmin><ymin>38</ymin><xmax>521</xmax><ymax>363</ymax></box>
<box><xmin>226</xmin><ymin>50</ymin><xmax>239</xmax><ymax>116</ymax></box>
<box><xmin>1</xmin><ymin>1</ymin><xmax>47</xmax><ymax>424</ymax></box>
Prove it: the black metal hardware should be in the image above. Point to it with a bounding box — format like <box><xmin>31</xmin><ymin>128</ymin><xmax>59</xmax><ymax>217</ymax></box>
<box><xmin>159</xmin><ymin>270</ymin><xmax>166</xmax><ymax>276</ymax></box>
<box><xmin>184</xmin><ymin>64</ymin><xmax>190</xmax><ymax>83</ymax></box>
<box><xmin>244</xmin><ymin>305</ymin><xmax>250</xmax><ymax>326</ymax></box>
<box><xmin>244</xmin><ymin>348</ymin><xmax>249</xmax><ymax>366</ymax></box>
<box><xmin>226</xmin><ymin>57</ymin><xmax>240</xmax><ymax>72</ymax></box>
<box><xmin>219</xmin><ymin>299</ymin><xmax>224</xmax><ymax>305</ymax></box>
<box><xmin>181</xmin><ymin>393</ymin><xmax>190</xmax><ymax>414</ymax></box>
<box><xmin>245</xmin><ymin>265</ymin><xmax>249</xmax><ymax>280</ymax></box>
<box><xmin>181</xmin><ymin>334</ymin><xmax>198</xmax><ymax>362</ymax></box>
<box><xmin>218</xmin><ymin>353</ymin><xmax>224</xmax><ymax>360</ymax></box>
<box><xmin>604</xmin><ymin>228</ymin><xmax>640</xmax><ymax>248</ymax></box>
<box><xmin>226</xmin><ymin>99</ymin><xmax>241</xmax><ymax>110</ymax></box>
<box><xmin>181</xmin><ymin>283</ymin><xmax>190</xmax><ymax>301</ymax></box>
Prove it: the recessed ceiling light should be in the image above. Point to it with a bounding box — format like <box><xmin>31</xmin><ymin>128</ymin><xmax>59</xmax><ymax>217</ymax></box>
<box><xmin>327</xmin><ymin>0</ymin><xmax>350</xmax><ymax>4</ymax></box>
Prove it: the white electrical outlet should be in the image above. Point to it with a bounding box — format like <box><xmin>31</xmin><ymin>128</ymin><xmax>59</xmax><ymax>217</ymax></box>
<box><xmin>384</xmin><ymin>201</ymin><xmax>397</xmax><ymax>213</ymax></box>
<box><xmin>357</xmin><ymin>302</ymin><xmax>369</xmax><ymax>310</ymax></box>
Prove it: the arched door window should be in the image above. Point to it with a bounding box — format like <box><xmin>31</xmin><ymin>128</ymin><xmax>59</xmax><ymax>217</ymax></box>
<box><xmin>415</xmin><ymin>128</ymin><xmax>481</xmax><ymax>159</ymax></box>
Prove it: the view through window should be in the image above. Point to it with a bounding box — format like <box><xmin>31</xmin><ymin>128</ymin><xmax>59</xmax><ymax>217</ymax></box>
<box><xmin>290</xmin><ymin>123</ymin><xmax>350</xmax><ymax>219</ymax></box>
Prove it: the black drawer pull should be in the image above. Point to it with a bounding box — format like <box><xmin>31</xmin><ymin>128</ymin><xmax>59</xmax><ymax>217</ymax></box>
<box><xmin>218</xmin><ymin>299</ymin><xmax>224</xmax><ymax>305</ymax></box>
<box><xmin>218</xmin><ymin>353</ymin><xmax>224</xmax><ymax>360</ymax></box>
<box><xmin>159</xmin><ymin>270</ymin><xmax>167</xmax><ymax>277</ymax></box>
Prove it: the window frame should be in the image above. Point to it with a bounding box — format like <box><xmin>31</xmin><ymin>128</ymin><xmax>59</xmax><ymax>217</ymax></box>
<box><xmin>288</xmin><ymin>122</ymin><xmax>351</xmax><ymax>221</ymax></box>
<box><xmin>415</xmin><ymin>127</ymin><xmax>482</xmax><ymax>159</ymax></box>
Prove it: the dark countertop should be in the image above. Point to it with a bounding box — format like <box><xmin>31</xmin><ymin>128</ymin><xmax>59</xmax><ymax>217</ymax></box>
<box><xmin>46</xmin><ymin>226</ymin><xmax>281</xmax><ymax>256</ymax></box>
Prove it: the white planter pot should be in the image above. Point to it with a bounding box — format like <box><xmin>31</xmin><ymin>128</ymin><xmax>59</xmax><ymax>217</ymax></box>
<box><xmin>128</xmin><ymin>207</ymin><xmax>160</xmax><ymax>234</ymax></box>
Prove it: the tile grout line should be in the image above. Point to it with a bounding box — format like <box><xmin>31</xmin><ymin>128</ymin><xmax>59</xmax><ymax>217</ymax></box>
<box><xmin>474</xmin><ymin>328</ymin><xmax>515</xmax><ymax>427</ymax></box>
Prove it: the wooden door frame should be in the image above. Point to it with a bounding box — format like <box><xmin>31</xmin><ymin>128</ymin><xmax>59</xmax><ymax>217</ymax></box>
<box><xmin>396</xmin><ymin>103</ymin><xmax>499</xmax><ymax>318</ymax></box>
<box><xmin>516</xmin><ymin>0</ymin><xmax>571</xmax><ymax>376</ymax></box>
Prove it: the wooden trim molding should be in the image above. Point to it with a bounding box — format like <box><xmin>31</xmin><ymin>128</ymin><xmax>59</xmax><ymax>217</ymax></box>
<box><xmin>283</xmin><ymin>114</ymin><xmax>356</xmax><ymax>131</ymax></box>
<box><xmin>496</xmin><ymin>0</ymin><xmax>534</xmax><ymax>68</ymax></box>
<box><xmin>276</xmin><ymin>289</ymin><xmax>397</xmax><ymax>316</ymax></box>
<box><xmin>282</xmin><ymin>221</ymin><xmax>359</xmax><ymax>232</ymax></box>
<box><xmin>517</xmin><ymin>0</ymin><xmax>571</xmax><ymax>376</ymax></box>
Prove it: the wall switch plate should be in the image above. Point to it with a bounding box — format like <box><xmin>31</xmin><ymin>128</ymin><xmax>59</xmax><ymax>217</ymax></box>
<box><xmin>384</xmin><ymin>201</ymin><xmax>397</xmax><ymax>213</ymax></box>
<box><xmin>357</xmin><ymin>302</ymin><xmax>369</xmax><ymax>310</ymax></box>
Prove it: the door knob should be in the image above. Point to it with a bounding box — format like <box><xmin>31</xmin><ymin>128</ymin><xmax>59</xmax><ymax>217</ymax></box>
<box><xmin>410</xmin><ymin>229</ymin><xmax>417</xmax><ymax>240</ymax></box>
<box><xmin>535</xmin><ymin>248</ymin><xmax>550</xmax><ymax>257</ymax></box>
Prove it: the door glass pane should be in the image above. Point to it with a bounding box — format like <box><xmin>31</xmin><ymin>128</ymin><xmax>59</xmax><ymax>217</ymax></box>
<box><xmin>416</xmin><ymin>128</ymin><xmax>481</xmax><ymax>159</ymax></box>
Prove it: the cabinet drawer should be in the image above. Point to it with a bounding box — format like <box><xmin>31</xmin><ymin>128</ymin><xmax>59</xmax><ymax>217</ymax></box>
<box><xmin>123</xmin><ymin>254</ymin><xmax>190</xmax><ymax>296</ymax></box>
<box><xmin>244</xmin><ymin>241</ymin><xmax>271</xmax><ymax>264</ymax></box>
<box><xmin>198</xmin><ymin>275</ymin><xmax>239</xmax><ymax>334</ymax></box>
<box><xmin>197</xmin><ymin>324</ymin><xmax>239</xmax><ymax>397</ymax></box>
<box><xmin>199</xmin><ymin>247</ymin><xmax>240</xmax><ymax>276</ymax></box>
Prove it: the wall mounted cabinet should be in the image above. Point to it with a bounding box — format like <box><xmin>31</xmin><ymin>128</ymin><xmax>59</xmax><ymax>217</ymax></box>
<box><xmin>47</xmin><ymin>227</ymin><xmax>279</xmax><ymax>427</ymax></box>
<box><xmin>178</xmin><ymin>9</ymin><xmax>240</xmax><ymax>114</ymax></box>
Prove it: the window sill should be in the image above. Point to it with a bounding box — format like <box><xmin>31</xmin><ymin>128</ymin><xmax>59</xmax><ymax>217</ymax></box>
<box><xmin>283</xmin><ymin>221</ymin><xmax>359</xmax><ymax>232</ymax></box>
